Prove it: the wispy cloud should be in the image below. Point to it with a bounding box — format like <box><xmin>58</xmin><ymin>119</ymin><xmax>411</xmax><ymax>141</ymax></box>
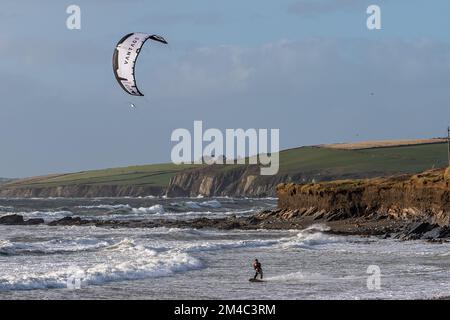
<box><xmin>144</xmin><ymin>38</ymin><xmax>450</xmax><ymax>102</ymax></box>
<box><xmin>287</xmin><ymin>0</ymin><xmax>369</xmax><ymax>16</ymax></box>
<box><xmin>139</xmin><ymin>12</ymin><xmax>223</xmax><ymax>26</ymax></box>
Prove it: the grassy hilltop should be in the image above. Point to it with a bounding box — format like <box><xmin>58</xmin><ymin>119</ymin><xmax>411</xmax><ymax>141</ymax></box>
<box><xmin>2</xmin><ymin>140</ymin><xmax>448</xmax><ymax>193</ymax></box>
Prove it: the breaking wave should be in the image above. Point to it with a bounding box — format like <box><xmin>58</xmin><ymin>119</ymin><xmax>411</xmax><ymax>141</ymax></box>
<box><xmin>77</xmin><ymin>204</ymin><xmax>132</xmax><ymax>210</ymax></box>
<box><xmin>0</xmin><ymin>238</ymin><xmax>202</xmax><ymax>291</ymax></box>
<box><xmin>131</xmin><ymin>205</ymin><xmax>165</xmax><ymax>214</ymax></box>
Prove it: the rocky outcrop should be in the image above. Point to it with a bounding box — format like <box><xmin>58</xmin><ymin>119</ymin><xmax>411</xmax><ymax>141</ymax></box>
<box><xmin>277</xmin><ymin>168</ymin><xmax>450</xmax><ymax>228</ymax></box>
<box><xmin>165</xmin><ymin>165</ymin><xmax>288</xmax><ymax>197</ymax></box>
<box><xmin>0</xmin><ymin>214</ymin><xmax>44</xmax><ymax>225</ymax></box>
<box><xmin>164</xmin><ymin>162</ymin><xmax>398</xmax><ymax>198</ymax></box>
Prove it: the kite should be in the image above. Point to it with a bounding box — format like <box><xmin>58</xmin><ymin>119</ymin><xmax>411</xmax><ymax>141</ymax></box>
<box><xmin>113</xmin><ymin>33</ymin><xmax>168</xmax><ymax>96</ymax></box>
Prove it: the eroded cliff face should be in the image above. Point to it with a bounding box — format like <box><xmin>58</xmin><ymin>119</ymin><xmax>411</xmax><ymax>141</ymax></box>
<box><xmin>276</xmin><ymin>168</ymin><xmax>450</xmax><ymax>227</ymax></box>
<box><xmin>165</xmin><ymin>165</ymin><xmax>288</xmax><ymax>197</ymax></box>
<box><xmin>0</xmin><ymin>184</ymin><xmax>164</xmax><ymax>198</ymax></box>
<box><xmin>164</xmin><ymin>163</ymin><xmax>396</xmax><ymax>198</ymax></box>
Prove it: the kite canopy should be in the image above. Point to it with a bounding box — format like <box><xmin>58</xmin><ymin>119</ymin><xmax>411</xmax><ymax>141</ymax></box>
<box><xmin>112</xmin><ymin>33</ymin><xmax>168</xmax><ymax>96</ymax></box>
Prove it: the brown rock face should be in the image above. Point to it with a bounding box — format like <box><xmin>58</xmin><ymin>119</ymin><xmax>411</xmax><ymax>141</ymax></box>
<box><xmin>277</xmin><ymin>168</ymin><xmax>450</xmax><ymax>227</ymax></box>
<box><xmin>165</xmin><ymin>165</ymin><xmax>287</xmax><ymax>197</ymax></box>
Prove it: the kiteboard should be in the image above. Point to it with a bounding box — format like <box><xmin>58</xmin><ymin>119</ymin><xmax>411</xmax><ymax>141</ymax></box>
<box><xmin>249</xmin><ymin>278</ymin><xmax>265</xmax><ymax>282</ymax></box>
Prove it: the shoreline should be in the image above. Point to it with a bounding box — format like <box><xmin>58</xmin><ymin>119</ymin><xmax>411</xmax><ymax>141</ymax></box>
<box><xmin>1</xmin><ymin>209</ymin><xmax>449</xmax><ymax>242</ymax></box>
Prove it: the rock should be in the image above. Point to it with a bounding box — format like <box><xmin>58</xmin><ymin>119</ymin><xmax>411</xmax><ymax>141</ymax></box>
<box><xmin>422</xmin><ymin>226</ymin><xmax>450</xmax><ymax>239</ymax></box>
<box><xmin>406</xmin><ymin>222</ymin><xmax>435</xmax><ymax>236</ymax></box>
<box><xmin>223</xmin><ymin>221</ymin><xmax>241</xmax><ymax>230</ymax></box>
<box><xmin>312</xmin><ymin>209</ymin><xmax>326</xmax><ymax>221</ymax></box>
<box><xmin>24</xmin><ymin>218</ymin><xmax>44</xmax><ymax>225</ymax></box>
<box><xmin>312</xmin><ymin>213</ymin><xmax>324</xmax><ymax>221</ymax></box>
<box><xmin>326</xmin><ymin>210</ymin><xmax>348</xmax><ymax>222</ymax></box>
<box><xmin>0</xmin><ymin>214</ymin><xmax>45</xmax><ymax>226</ymax></box>
<box><xmin>248</xmin><ymin>217</ymin><xmax>259</xmax><ymax>225</ymax></box>
<box><xmin>49</xmin><ymin>216</ymin><xmax>83</xmax><ymax>226</ymax></box>
<box><xmin>376</xmin><ymin>214</ymin><xmax>388</xmax><ymax>221</ymax></box>
<box><xmin>0</xmin><ymin>214</ymin><xmax>24</xmax><ymax>225</ymax></box>
<box><xmin>304</xmin><ymin>207</ymin><xmax>318</xmax><ymax>216</ymax></box>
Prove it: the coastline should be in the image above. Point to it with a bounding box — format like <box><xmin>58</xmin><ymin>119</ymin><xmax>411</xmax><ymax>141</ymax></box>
<box><xmin>1</xmin><ymin>208</ymin><xmax>448</xmax><ymax>241</ymax></box>
<box><xmin>1</xmin><ymin>194</ymin><xmax>450</xmax><ymax>299</ymax></box>
<box><xmin>2</xmin><ymin>168</ymin><xmax>450</xmax><ymax>241</ymax></box>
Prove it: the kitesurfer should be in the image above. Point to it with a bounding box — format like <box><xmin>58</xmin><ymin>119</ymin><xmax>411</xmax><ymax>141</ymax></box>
<box><xmin>253</xmin><ymin>259</ymin><xmax>263</xmax><ymax>280</ymax></box>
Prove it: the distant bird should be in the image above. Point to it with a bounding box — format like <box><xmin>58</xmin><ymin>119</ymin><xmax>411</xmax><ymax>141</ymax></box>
<box><xmin>370</xmin><ymin>92</ymin><xmax>375</xmax><ymax>96</ymax></box>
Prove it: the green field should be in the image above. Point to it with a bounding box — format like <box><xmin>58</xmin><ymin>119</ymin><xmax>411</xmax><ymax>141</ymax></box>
<box><xmin>4</xmin><ymin>163</ymin><xmax>198</xmax><ymax>189</ymax></box>
<box><xmin>279</xmin><ymin>143</ymin><xmax>448</xmax><ymax>176</ymax></box>
<box><xmin>3</xmin><ymin>142</ymin><xmax>448</xmax><ymax>189</ymax></box>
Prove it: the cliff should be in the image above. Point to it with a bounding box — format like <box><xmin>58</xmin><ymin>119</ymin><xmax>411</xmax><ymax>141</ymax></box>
<box><xmin>0</xmin><ymin>184</ymin><xmax>164</xmax><ymax>198</ymax></box>
<box><xmin>165</xmin><ymin>165</ymin><xmax>289</xmax><ymax>197</ymax></box>
<box><xmin>0</xmin><ymin>178</ymin><xmax>14</xmax><ymax>185</ymax></box>
<box><xmin>1</xmin><ymin>142</ymin><xmax>447</xmax><ymax>198</ymax></box>
<box><xmin>276</xmin><ymin>168</ymin><xmax>450</xmax><ymax>227</ymax></box>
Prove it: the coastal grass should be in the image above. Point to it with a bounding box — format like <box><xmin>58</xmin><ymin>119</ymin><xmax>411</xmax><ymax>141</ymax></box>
<box><xmin>4</xmin><ymin>163</ymin><xmax>199</xmax><ymax>188</ymax></box>
<box><xmin>279</xmin><ymin>143</ymin><xmax>447</xmax><ymax>176</ymax></box>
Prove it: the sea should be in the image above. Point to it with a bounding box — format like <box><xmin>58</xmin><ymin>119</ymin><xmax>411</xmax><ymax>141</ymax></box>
<box><xmin>0</xmin><ymin>197</ymin><xmax>449</xmax><ymax>300</ymax></box>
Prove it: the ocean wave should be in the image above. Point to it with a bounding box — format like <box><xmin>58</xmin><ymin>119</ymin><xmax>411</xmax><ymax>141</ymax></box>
<box><xmin>177</xmin><ymin>200</ymin><xmax>222</xmax><ymax>209</ymax></box>
<box><xmin>279</xmin><ymin>224</ymin><xmax>343</xmax><ymax>249</ymax></box>
<box><xmin>155</xmin><ymin>224</ymin><xmax>346</xmax><ymax>253</ymax></box>
<box><xmin>0</xmin><ymin>239</ymin><xmax>202</xmax><ymax>291</ymax></box>
<box><xmin>199</xmin><ymin>200</ymin><xmax>222</xmax><ymax>208</ymax></box>
<box><xmin>0</xmin><ymin>237</ymin><xmax>111</xmax><ymax>256</ymax></box>
<box><xmin>131</xmin><ymin>205</ymin><xmax>165</xmax><ymax>214</ymax></box>
<box><xmin>173</xmin><ymin>238</ymin><xmax>283</xmax><ymax>253</ymax></box>
<box><xmin>17</xmin><ymin>210</ymin><xmax>73</xmax><ymax>221</ymax></box>
<box><xmin>76</xmin><ymin>204</ymin><xmax>132</xmax><ymax>210</ymax></box>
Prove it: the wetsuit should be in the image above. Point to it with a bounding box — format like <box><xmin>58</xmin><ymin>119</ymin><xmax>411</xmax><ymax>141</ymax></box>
<box><xmin>253</xmin><ymin>261</ymin><xmax>263</xmax><ymax>280</ymax></box>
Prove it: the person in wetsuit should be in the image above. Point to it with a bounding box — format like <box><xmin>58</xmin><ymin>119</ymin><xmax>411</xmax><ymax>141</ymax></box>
<box><xmin>253</xmin><ymin>259</ymin><xmax>263</xmax><ymax>280</ymax></box>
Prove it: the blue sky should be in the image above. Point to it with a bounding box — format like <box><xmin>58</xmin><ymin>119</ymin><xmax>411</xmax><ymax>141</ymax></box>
<box><xmin>1</xmin><ymin>0</ymin><xmax>450</xmax><ymax>177</ymax></box>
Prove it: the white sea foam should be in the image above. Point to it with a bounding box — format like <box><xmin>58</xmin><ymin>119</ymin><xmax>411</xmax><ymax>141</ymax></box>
<box><xmin>131</xmin><ymin>205</ymin><xmax>165</xmax><ymax>214</ymax></box>
<box><xmin>0</xmin><ymin>237</ymin><xmax>111</xmax><ymax>256</ymax></box>
<box><xmin>3</xmin><ymin>199</ymin><xmax>450</xmax><ymax>300</ymax></box>
<box><xmin>199</xmin><ymin>200</ymin><xmax>222</xmax><ymax>208</ymax></box>
<box><xmin>77</xmin><ymin>204</ymin><xmax>131</xmax><ymax>210</ymax></box>
<box><xmin>17</xmin><ymin>210</ymin><xmax>73</xmax><ymax>221</ymax></box>
<box><xmin>0</xmin><ymin>238</ymin><xmax>202</xmax><ymax>291</ymax></box>
<box><xmin>182</xmin><ymin>200</ymin><xmax>222</xmax><ymax>209</ymax></box>
<box><xmin>279</xmin><ymin>225</ymin><xmax>343</xmax><ymax>249</ymax></box>
<box><xmin>184</xmin><ymin>201</ymin><xmax>201</xmax><ymax>209</ymax></box>
<box><xmin>176</xmin><ymin>239</ymin><xmax>281</xmax><ymax>253</ymax></box>
<box><xmin>266</xmin><ymin>271</ymin><xmax>326</xmax><ymax>281</ymax></box>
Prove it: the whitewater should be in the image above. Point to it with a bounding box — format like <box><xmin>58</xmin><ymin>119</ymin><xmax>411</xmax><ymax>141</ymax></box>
<box><xmin>0</xmin><ymin>197</ymin><xmax>450</xmax><ymax>299</ymax></box>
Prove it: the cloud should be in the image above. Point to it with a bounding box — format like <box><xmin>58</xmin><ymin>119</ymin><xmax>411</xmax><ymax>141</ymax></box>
<box><xmin>0</xmin><ymin>34</ymin><xmax>108</xmax><ymax>68</ymax></box>
<box><xmin>141</xmin><ymin>37</ymin><xmax>450</xmax><ymax>103</ymax></box>
<box><xmin>139</xmin><ymin>12</ymin><xmax>223</xmax><ymax>26</ymax></box>
<box><xmin>287</xmin><ymin>0</ymin><xmax>369</xmax><ymax>16</ymax></box>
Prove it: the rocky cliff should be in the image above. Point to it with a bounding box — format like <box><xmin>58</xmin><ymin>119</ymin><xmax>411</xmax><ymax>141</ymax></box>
<box><xmin>0</xmin><ymin>178</ymin><xmax>14</xmax><ymax>185</ymax></box>
<box><xmin>276</xmin><ymin>168</ymin><xmax>450</xmax><ymax>227</ymax></box>
<box><xmin>1</xmin><ymin>165</ymin><xmax>440</xmax><ymax>199</ymax></box>
<box><xmin>2</xmin><ymin>141</ymin><xmax>447</xmax><ymax>198</ymax></box>
<box><xmin>165</xmin><ymin>165</ymin><xmax>290</xmax><ymax>197</ymax></box>
<box><xmin>164</xmin><ymin>164</ymin><xmax>388</xmax><ymax>198</ymax></box>
<box><xmin>0</xmin><ymin>184</ymin><xmax>164</xmax><ymax>198</ymax></box>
